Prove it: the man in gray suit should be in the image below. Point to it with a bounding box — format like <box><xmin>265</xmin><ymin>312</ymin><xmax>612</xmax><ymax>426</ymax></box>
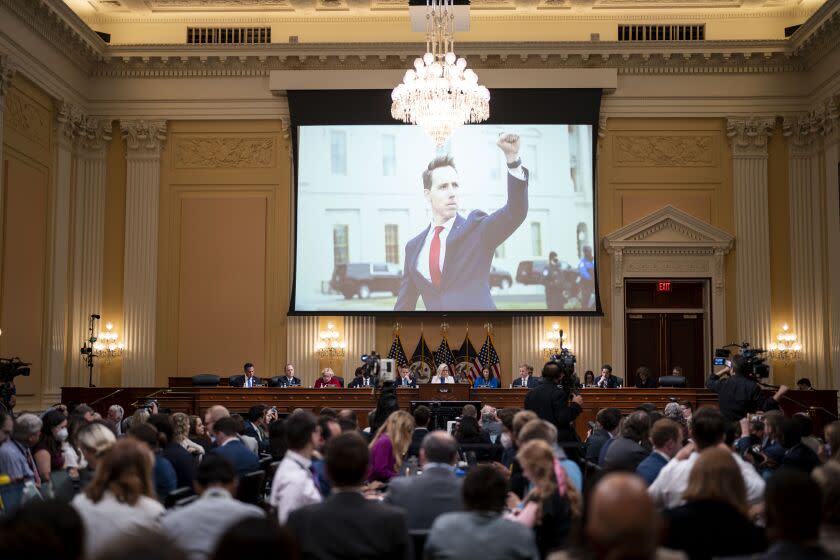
<box><xmin>385</xmin><ymin>431</ymin><xmax>463</xmax><ymax>530</ymax></box>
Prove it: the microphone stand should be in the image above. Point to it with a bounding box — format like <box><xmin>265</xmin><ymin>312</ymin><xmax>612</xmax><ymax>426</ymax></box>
<box><xmin>80</xmin><ymin>314</ymin><xmax>100</xmax><ymax>388</ymax></box>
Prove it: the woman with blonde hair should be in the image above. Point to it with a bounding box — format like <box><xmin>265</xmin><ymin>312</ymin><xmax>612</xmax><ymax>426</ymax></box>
<box><xmin>664</xmin><ymin>447</ymin><xmax>766</xmax><ymax>559</ymax></box>
<box><xmin>431</xmin><ymin>364</ymin><xmax>455</xmax><ymax>384</ymax></box>
<box><xmin>71</xmin><ymin>438</ymin><xmax>165</xmax><ymax>558</ymax></box>
<box><xmin>509</xmin><ymin>439</ymin><xmax>581</xmax><ymax>558</ymax></box>
<box><xmin>75</xmin><ymin>421</ymin><xmax>117</xmax><ymax>489</ymax></box>
<box><xmin>367</xmin><ymin>410</ymin><xmax>415</xmax><ymax>482</ymax></box>
<box><xmin>171</xmin><ymin>412</ymin><xmax>204</xmax><ymax>457</ymax></box>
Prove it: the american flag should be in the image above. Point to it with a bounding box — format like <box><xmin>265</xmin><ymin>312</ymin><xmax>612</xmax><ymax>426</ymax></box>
<box><xmin>478</xmin><ymin>334</ymin><xmax>501</xmax><ymax>380</ymax></box>
<box><xmin>455</xmin><ymin>335</ymin><xmax>481</xmax><ymax>383</ymax></box>
<box><xmin>386</xmin><ymin>333</ymin><xmax>409</xmax><ymax>368</ymax></box>
<box><xmin>434</xmin><ymin>336</ymin><xmax>457</xmax><ymax>376</ymax></box>
<box><xmin>411</xmin><ymin>335</ymin><xmax>436</xmax><ymax>382</ymax></box>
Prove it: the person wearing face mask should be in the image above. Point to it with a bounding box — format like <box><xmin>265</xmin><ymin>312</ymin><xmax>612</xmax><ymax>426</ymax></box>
<box><xmin>33</xmin><ymin>409</ymin><xmax>68</xmax><ymax>484</ymax></box>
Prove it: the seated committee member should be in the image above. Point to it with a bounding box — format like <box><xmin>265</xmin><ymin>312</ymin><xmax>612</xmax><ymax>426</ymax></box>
<box><xmin>277</xmin><ymin>364</ymin><xmax>301</xmax><ymax>387</ymax></box>
<box><xmin>398</xmin><ymin>366</ymin><xmax>417</xmax><ymax>388</ymax></box>
<box><xmin>314</xmin><ymin>368</ymin><xmax>342</xmax><ymax>388</ymax></box>
<box><xmin>394</xmin><ymin>134</ymin><xmax>529</xmax><ymax>312</ymax></box>
<box><xmin>431</xmin><ymin>364</ymin><xmax>455</xmax><ymax>384</ymax></box>
<box><xmin>512</xmin><ymin>364</ymin><xmax>539</xmax><ymax>388</ymax></box>
<box><xmin>596</xmin><ymin>364</ymin><xmax>622</xmax><ymax>388</ymax></box>
<box><xmin>348</xmin><ymin>367</ymin><xmax>374</xmax><ymax>388</ymax></box>
<box><xmin>231</xmin><ymin>362</ymin><xmax>261</xmax><ymax>388</ymax></box>
<box><xmin>474</xmin><ymin>367</ymin><xmax>500</xmax><ymax>388</ymax></box>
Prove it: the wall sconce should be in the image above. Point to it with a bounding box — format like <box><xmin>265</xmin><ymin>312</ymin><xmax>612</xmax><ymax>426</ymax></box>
<box><xmin>316</xmin><ymin>321</ymin><xmax>345</xmax><ymax>363</ymax></box>
<box><xmin>541</xmin><ymin>322</ymin><xmax>571</xmax><ymax>360</ymax></box>
<box><xmin>767</xmin><ymin>323</ymin><xmax>802</xmax><ymax>364</ymax></box>
<box><xmin>92</xmin><ymin>322</ymin><xmax>124</xmax><ymax>363</ymax></box>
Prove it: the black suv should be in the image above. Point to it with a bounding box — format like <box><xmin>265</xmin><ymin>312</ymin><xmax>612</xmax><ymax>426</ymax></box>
<box><xmin>489</xmin><ymin>266</ymin><xmax>513</xmax><ymax>289</ymax></box>
<box><xmin>330</xmin><ymin>262</ymin><xmax>402</xmax><ymax>299</ymax></box>
<box><xmin>516</xmin><ymin>259</ymin><xmax>579</xmax><ymax>290</ymax></box>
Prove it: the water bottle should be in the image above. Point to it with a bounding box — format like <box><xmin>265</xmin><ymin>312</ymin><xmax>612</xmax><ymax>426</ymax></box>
<box><xmin>21</xmin><ymin>480</ymin><xmax>43</xmax><ymax>503</ymax></box>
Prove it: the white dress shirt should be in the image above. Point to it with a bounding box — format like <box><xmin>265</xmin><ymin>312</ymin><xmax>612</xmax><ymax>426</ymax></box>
<box><xmin>431</xmin><ymin>375</ymin><xmax>456</xmax><ymax>384</ymax></box>
<box><xmin>269</xmin><ymin>450</ymin><xmax>322</xmax><ymax>523</ymax></box>
<box><xmin>72</xmin><ymin>490</ymin><xmax>165</xmax><ymax>559</ymax></box>
<box><xmin>416</xmin><ymin>215</ymin><xmax>456</xmax><ymax>283</ymax></box>
<box><xmin>647</xmin><ymin>450</ymin><xmax>765</xmax><ymax>510</ymax></box>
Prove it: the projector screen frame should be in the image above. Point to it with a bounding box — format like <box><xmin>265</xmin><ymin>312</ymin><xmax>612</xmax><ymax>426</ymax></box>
<box><xmin>287</xmin><ymin>88</ymin><xmax>604</xmax><ymax>317</ymax></box>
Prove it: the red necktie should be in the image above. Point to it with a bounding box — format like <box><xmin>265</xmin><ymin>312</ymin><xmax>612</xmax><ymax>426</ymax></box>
<box><xmin>429</xmin><ymin>226</ymin><xmax>444</xmax><ymax>287</ymax></box>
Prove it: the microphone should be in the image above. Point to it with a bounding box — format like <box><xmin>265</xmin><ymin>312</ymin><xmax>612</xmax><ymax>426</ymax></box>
<box><xmin>90</xmin><ymin>314</ymin><xmax>101</xmax><ymax>319</ymax></box>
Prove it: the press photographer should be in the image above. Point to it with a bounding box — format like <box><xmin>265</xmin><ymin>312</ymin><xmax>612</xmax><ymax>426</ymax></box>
<box><xmin>1</xmin><ymin>357</ymin><xmax>30</xmax><ymax>412</ymax></box>
<box><xmin>524</xmin><ymin>347</ymin><xmax>584</xmax><ymax>459</ymax></box>
<box><xmin>705</xmin><ymin>344</ymin><xmax>788</xmax><ymax>422</ymax></box>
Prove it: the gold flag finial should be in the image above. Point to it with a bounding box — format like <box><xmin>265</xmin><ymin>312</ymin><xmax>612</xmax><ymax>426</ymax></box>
<box><xmin>484</xmin><ymin>322</ymin><xmax>493</xmax><ymax>335</ymax></box>
<box><xmin>440</xmin><ymin>322</ymin><xmax>449</xmax><ymax>336</ymax></box>
<box><xmin>392</xmin><ymin>322</ymin><xmax>401</xmax><ymax>336</ymax></box>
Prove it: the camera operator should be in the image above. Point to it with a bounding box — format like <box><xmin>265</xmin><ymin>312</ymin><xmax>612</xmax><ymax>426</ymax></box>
<box><xmin>705</xmin><ymin>354</ymin><xmax>788</xmax><ymax>422</ymax></box>
<box><xmin>524</xmin><ymin>361</ymin><xmax>584</xmax><ymax>460</ymax></box>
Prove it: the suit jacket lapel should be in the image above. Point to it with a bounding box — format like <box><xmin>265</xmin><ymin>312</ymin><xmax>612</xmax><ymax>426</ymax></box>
<box><xmin>440</xmin><ymin>214</ymin><xmax>466</xmax><ymax>285</ymax></box>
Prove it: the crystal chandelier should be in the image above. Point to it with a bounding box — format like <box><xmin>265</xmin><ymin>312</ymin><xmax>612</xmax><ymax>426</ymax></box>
<box><xmin>91</xmin><ymin>322</ymin><xmax>124</xmax><ymax>364</ymax></box>
<box><xmin>391</xmin><ymin>0</ymin><xmax>490</xmax><ymax>146</ymax></box>
<box><xmin>316</xmin><ymin>321</ymin><xmax>346</xmax><ymax>363</ymax></box>
<box><xmin>767</xmin><ymin>323</ymin><xmax>802</xmax><ymax>364</ymax></box>
<box><xmin>541</xmin><ymin>323</ymin><xmax>572</xmax><ymax>360</ymax></box>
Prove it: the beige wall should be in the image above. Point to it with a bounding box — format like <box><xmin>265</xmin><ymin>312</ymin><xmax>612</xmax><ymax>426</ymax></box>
<box><xmin>0</xmin><ymin>75</ymin><xmax>53</xmax><ymax>407</ymax></box>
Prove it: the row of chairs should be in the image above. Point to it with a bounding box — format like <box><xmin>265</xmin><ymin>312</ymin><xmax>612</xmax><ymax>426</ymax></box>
<box><xmin>163</xmin><ymin>455</ymin><xmax>280</xmax><ymax>510</ymax></box>
<box><xmin>191</xmin><ymin>374</ymin><xmax>346</xmax><ymax>387</ymax></box>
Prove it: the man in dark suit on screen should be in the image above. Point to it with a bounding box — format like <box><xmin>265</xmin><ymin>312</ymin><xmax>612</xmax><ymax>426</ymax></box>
<box><xmin>394</xmin><ymin>133</ymin><xmax>529</xmax><ymax>311</ymax></box>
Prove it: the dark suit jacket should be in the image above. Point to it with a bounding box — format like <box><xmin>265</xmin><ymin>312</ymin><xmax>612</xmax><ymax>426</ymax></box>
<box><xmin>394</xmin><ymin>170</ymin><xmax>529</xmax><ymax>311</ymax></box>
<box><xmin>635</xmin><ymin>451</ymin><xmax>668</xmax><ymax>486</ymax></box>
<box><xmin>584</xmin><ymin>428</ymin><xmax>612</xmax><ymax>464</ymax></box>
<box><xmin>664</xmin><ymin>500</ymin><xmax>767</xmax><ymax>559</ymax></box>
<box><xmin>209</xmin><ymin>439</ymin><xmax>258</xmax><ymax>476</ymax></box>
<box><xmin>603</xmin><ymin>437</ymin><xmax>649</xmax><ymax>472</ymax></box>
<box><xmin>347</xmin><ymin>376</ymin><xmax>373</xmax><ymax>388</ymax></box>
<box><xmin>384</xmin><ymin>466</ymin><xmax>464</xmax><ymax>530</ymax></box>
<box><xmin>408</xmin><ymin>427</ymin><xmax>429</xmax><ymax>458</ymax></box>
<box><xmin>230</xmin><ymin>375</ymin><xmax>262</xmax><ymax>388</ymax></box>
<box><xmin>276</xmin><ymin>376</ymin><xmax>301</xmax><ymax>387</ymax></box>
<box><xmin>523</xmin><ymin>382</ymin><xmax>582</xmax><ymax>444</ymax></box>
<box><xmin>287</xmin><ymin>491</ymin><xmax>411</xmax><ymax>560</ymax></box>
<box><xmin>511</xmin><ymin>376</ymin><xmax>541</xmax><ymax>389</ymax></box>
<box><xmin>161</xmin><ymin>442</ymin><xmax>196</xmax><ymax>489</ymax></box>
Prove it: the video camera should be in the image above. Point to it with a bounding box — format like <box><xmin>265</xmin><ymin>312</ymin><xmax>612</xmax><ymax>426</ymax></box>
<box><xmin>0</xmin><ymin>357</ymin><xmax>31</xmax><ymax>383</ymax></box>
<box><xmin>714</xmin><ymin>342</ymin><xmax>770</xmax><ymax>379</ymax></box>
<box><xmin>546</xmin><ymin>331</ymin><xmax>578</xmax><ymax>391</ymax></box>
<box><xmin>361</xmin><ymin>351</ymin><xmax>381</xmax><ymax>378</ymax></box>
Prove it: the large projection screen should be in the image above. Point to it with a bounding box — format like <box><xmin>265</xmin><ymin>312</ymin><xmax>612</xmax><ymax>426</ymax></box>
<box><xmin>288</xmin><ymin>90</ymin><xmax>602</xmax><ymax>315</ymax></box>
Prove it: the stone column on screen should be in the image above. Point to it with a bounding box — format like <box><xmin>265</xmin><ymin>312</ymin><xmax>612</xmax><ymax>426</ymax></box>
<box><xmin>726</xmin><ymin>116</ymin><xmax>774</xmax><ymax>357</ymax></box>
<box><xmin>120</xmin><ymin>120</ymin><xmax>167</xmax><ymax>387</ymax></box>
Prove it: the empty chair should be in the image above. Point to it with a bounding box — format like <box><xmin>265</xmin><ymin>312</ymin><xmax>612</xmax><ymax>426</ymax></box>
<box><xmin>236</xmin><ymin>470</ymin><xmax>266</xmax><ymax>506</ymax></box>
<box><xmin>658</xmin><ymin>375</ymin><xmax>688</xmax><ymax>388</ymax></box>
<box><xmin>191</xmin><ymin>374</ymin><xmax>220</xmax><ymax>387</ymax></box>
<box><xmin>164</xmin><ymin>486</ymin><xmax>194</xmax><ymax>509</ymax></box>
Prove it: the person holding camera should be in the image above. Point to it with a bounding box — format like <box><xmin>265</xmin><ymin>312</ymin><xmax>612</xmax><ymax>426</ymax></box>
<box><xmin>524</xmin><ymin>361</ymin><xmax>584</xmax><ymax>460</ymax></box>
<box><xmin>705</xmin><ymin>354</ymin><xmax>788</xmax><ymax>422</ymax></box>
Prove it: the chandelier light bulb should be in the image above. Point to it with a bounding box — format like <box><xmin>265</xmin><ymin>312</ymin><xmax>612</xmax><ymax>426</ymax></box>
<box><xmin>423</xmin><ymin>52</ymin><xmax>434</xmax><ymax>65</ymax></box>
<box><xmin>445</xmin><ymin>51</ymin><xmax>456</xmax><ymax>64</ymax></box>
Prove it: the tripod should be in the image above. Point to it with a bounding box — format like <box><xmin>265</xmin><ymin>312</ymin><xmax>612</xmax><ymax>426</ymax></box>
<box><xmin>80</xmin><ymin>314</ymin><xmax>100</xmax><ymax>388</ymax></box>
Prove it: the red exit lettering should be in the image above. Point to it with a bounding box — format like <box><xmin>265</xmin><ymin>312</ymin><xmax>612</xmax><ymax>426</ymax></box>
<box><xmin>657</xmin><ymin>281</ymin><xmax>672</xmax><ymax>292</ymax></box>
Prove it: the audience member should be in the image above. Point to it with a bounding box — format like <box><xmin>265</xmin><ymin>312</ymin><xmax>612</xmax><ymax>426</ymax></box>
<box><xmin>230</xmin><ymin>414</ymin><xmax>259</xmax><ymax>455</ymax></box>
<box><xmin>287</xmin><ymin>432</ymin><xmax>411</xmax><ymax>560</ymax></box>
<box><xmin>163</xmin><ymin>455</ymin><xmax>265</xmax><ymax>560</ymax></box>
<box><xmin>480</xmin><ymin>406</ymin><xmax>504</xmax><ymax>443</ymax></box>
<box><xmin>123</xmin><ymin>409</ymin><xmax>150</xmax><ymax>433</ymax></box>
<box><xmin>498</xmin><ymin>407</ymin><xmax>518</xmax><ymax>466</ymax></box>
<box><xmin>762</xmin><ymin>468</ymin><xmax>833</xmax><ymax>559</ymax></box>
<box><xmin>368</xmin><ymin>409</ymin><xmax>415</xmax><ymax>483</ymax></box>
<box><xmin>203</xmin><ymin>405</ymin><xmax>230</xmax><ymax>441</ymax></box>
<box><xmin>524</xmin><ymin>361</ymin><xmax>583</xmax><ymax>456</ymax></box>
<box><xmin>313</xmin><ymin>415</ymin><xmax>341</xmax><ymax>496</ymax></box>
<box><xmin>337</xmin><ymin>409</ymin><xmax>359</xmax><ymax>433</ymax></box>
<box><xmin>663</xmin><ymin>448</ymin><xmax>766</xmax><ymax>559</ymax></box>
<box><xmin>107</xmin><ymin>405</ymin><xmax>125</xmax><ymax>436</ymax></box>
<box><xmin>510</xmin><ymin>440</ymin><xmax>581</xmax><ymax>557</ymax></box>
<box><xmin>793</xmin><ymin>412</ymin><xmax>821</xmax><ymax>455</ymax></box>
<box><xmin>269</xmin><ymin>411</ymin><xmax>322</xmax><ymax>523</ymax></box>
<box><xmin>509</xmin><ymin>410</ymin><xmax>539</xmax><ymax>496</ymax></box>
<box><xmin>147</xmin><ymin>413</ymin><xmax>196</xmax><ymax>489</ymax></box>
<box><xmin>212</xmin><ymin>517</ymin><xmax>299</xmax><ymax>560</ymax></box>
<box><xmin>778</xmin><ymin>416</ymin><xmax>821</xmax><ymax>473</ymax></box>
<box><xmin>71</xmin><ymin>439</ymin><xmax>165</xmax><ymax>558</ymax></box>
<box><xmin>585</xmin><ymin>407</ymin><xmax>621</xmax><ymax>464</ymax></box>
<box><xmin>648</xmin><ymin>407</ymin><xmax>765</xmax><ymax>509</ymax></box>
<box><xmin>517</xmin><ymin>420</ymin><xmax>582</xmax><ymax>492</ymax></box>
<box><xmin>636</xmin><ymin>419</ymin><xmax>681</xmax><ymax>486</ymax></box>
<box><xmin>244</xmin><ymin>405</ymin><xmax>269</xmax><ymax>452</ymax></box>
<box><xmin>171</xmin><ymin>412</ymin><xmax>204</xmax><ymax>457</ymax></box>
<box><xmin>93</xmin><ymin>530</ymin><xmax>188</xmax><ymax>560</ymax></box>
<box><xmin>189</xmin><ymin>415</ymin><xmax>213</xmax><ymax>451</ymax></box>
<box><xmin>603</xmin><ymin>410</ymin><xmax>651</xmax><ymax>472</ymax></box>
<box><xmin>0</xmin><ymin>413</ymin><xmax>42</xmax><ymax>483</ymax></box>
<box><xmin>455</xmin><ymin>415</ymin><xmax>492</xmax><ymax>450</ymax></box>
<box><xmin>33</xmin><ymin>408</ymin><xmax>67</xmax><ymax>483</ymax></box>
<box><xmin>426</xmin><ymin>464</ymin><xmax>539</xmax><ymax>560</ymax></box>
<box><xmin>812</xmin><ymin>460</ymin><xmax>840</xmax><ymax>558</ymax></box>
<box><xmin>663</xmin><ymin>402</ymin><xmax>689</xmax><ymax>442</ymax></box>
<box><xmin>75</xmin><ymin>421</ymin><xmax>117</xmax><ymax>489</ymax></box>
<box><xmin>822</xmin><ymin>420</ymin><xmax>840</xmax><ymax>463</ymax></box>
<box><xmin>408</xmin><ymin>405</ymin><xmax>431</xmax><ymax>457</ymax></box>
<box><xmin>207</xmin><ymin>416</ymin><xmax>258</xmax><ymax>477</ymax></box>
<box><xmin>128</xmin><ymin>422</ymin><xmax>177</xmax><ymax>499</ymax></box>
<box><xmin>0</xmin><ymin>499</ymin><xmax>85</xmax><ymax>560</ymax></box>
<box><xmin>385</xmin><ymin>431</ymin><xmax>463</xmax><ymax>530</ymax></box>
<box><xmin>461</xmin><ymin>404</ymin><xmax>478</xmax><ymax>419</ymax></box>
<box><xmin>267</xmin><ymin>418</ymin><xmax>287</xmax><ymax>460</ymax></box>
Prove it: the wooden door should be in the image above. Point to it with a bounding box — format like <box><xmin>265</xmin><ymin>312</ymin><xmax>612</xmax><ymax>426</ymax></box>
<box><xmin>626</xmin><ymin>314</ymin><xmax>663</xmax><ymax>385</ymax></box>
<box><xmin>626</xmin><ymin>313</ymin><xmax>705</xmax><ymax>387</ymax></box>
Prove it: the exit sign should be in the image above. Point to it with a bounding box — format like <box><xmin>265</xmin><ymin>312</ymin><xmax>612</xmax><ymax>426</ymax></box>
<box><xmin>657</xmin><ymin>280</ymin><xmax>672</xmax><ymax>292</ymax></box>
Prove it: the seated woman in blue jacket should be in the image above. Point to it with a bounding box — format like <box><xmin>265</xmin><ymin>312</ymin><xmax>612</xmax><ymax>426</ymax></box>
<box><xmin>473</xmin><ymin>367</ymin><xmax>500</xmax><ymax>389</ymax></box>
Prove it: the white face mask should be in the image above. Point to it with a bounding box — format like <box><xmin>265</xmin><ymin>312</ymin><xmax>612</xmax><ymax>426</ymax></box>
<box><xmin>54</xmin><ymin>427</ymin><xmax>69</xmax><ymax>442</ymax></box>
<box><xmin>500</xmin><ymin>432</ymin><xmax>513</xmax><ymax>449</ymax></box>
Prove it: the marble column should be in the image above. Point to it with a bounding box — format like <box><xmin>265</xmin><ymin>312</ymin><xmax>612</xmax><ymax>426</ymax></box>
<box><xmin>43</xmin><ymin>101</ymin><xmax>82</xmax><ymax>398</ymax></box>
<box><xmin>569</xmin><ymin>316</ymin><xmax>602</xmax><ymax>374</ymax></box>
<box><xmin>343</xmin><ymin>316</ymin><xmax>376</xmax><ymax>378</ymax></box>
<box><xmin>69</xmin><ymin>119</ymin><xmax>112</xmax><ymax>387</ymax></box>
<box><xmin>512</xmin><ymin>316</ymin><xmax>542</xmax><ymax>383</ymax></box>
<box><xmin>287</xmin><ymin>315</ymin><xmax>320</xmax><ymax>387</ymax></box>
<box><xmin>726</xmin><ymin>117</ymin><xmax>774</xmax><ymax>351</ymax></box>
<box><xmin>783</xmin><ymin>114</ymin><xmax>827</xmax><ymax>386</ymax></box>
<box><xmin>0</xmin><ymin>55</ymin><xmax>16</xmax><ymax>224</ymax></box>
<box><xmin>121</xmin><ymin>121</ymin><xmax>167</xmax><ymax>387</ymax></box>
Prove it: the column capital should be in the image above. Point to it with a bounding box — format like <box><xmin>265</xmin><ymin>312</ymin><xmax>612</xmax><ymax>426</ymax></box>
<box><xmin>726</xmin><ymin>116</ymin><xmax>774</xmax><ymax>157</ymax></box>
<box><xmin>121</xmin><ymin>120</ymin><xmax>167</xmax><ymax>156</ymax></box>
<box><xmin>0</xmin><ymin>54</ymin><xmax>17</xmax><ymax>103</ymax></box>
<box><xmin>782</xmin><ymin>113</ymin><xmax>818</xmax><ymax>157</ymax></box>
<box><xmin>79</xmin><ymin>117</ymin><xmax>113</xmax><ymax>155</ymax></box>
<box><xmin>54</xmin><ymin>99</ymin><xmax>86</xmax><ymax>150</ymax></box>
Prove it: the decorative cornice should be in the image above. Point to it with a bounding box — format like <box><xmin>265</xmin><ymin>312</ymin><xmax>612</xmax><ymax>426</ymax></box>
<box><xmin>121</xmin><ymin>120</ymin><xmax>168</xmax><ymax>155</ymax></box>
<box><xmin>782</xmin><ymin>93</ymin><xmax>840</xmax><ymax>151</ymax></box>
<box><xmin>726</xmin><ymin>116</ymin><xmax>775</xmax><ymax>157</ymax></box>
